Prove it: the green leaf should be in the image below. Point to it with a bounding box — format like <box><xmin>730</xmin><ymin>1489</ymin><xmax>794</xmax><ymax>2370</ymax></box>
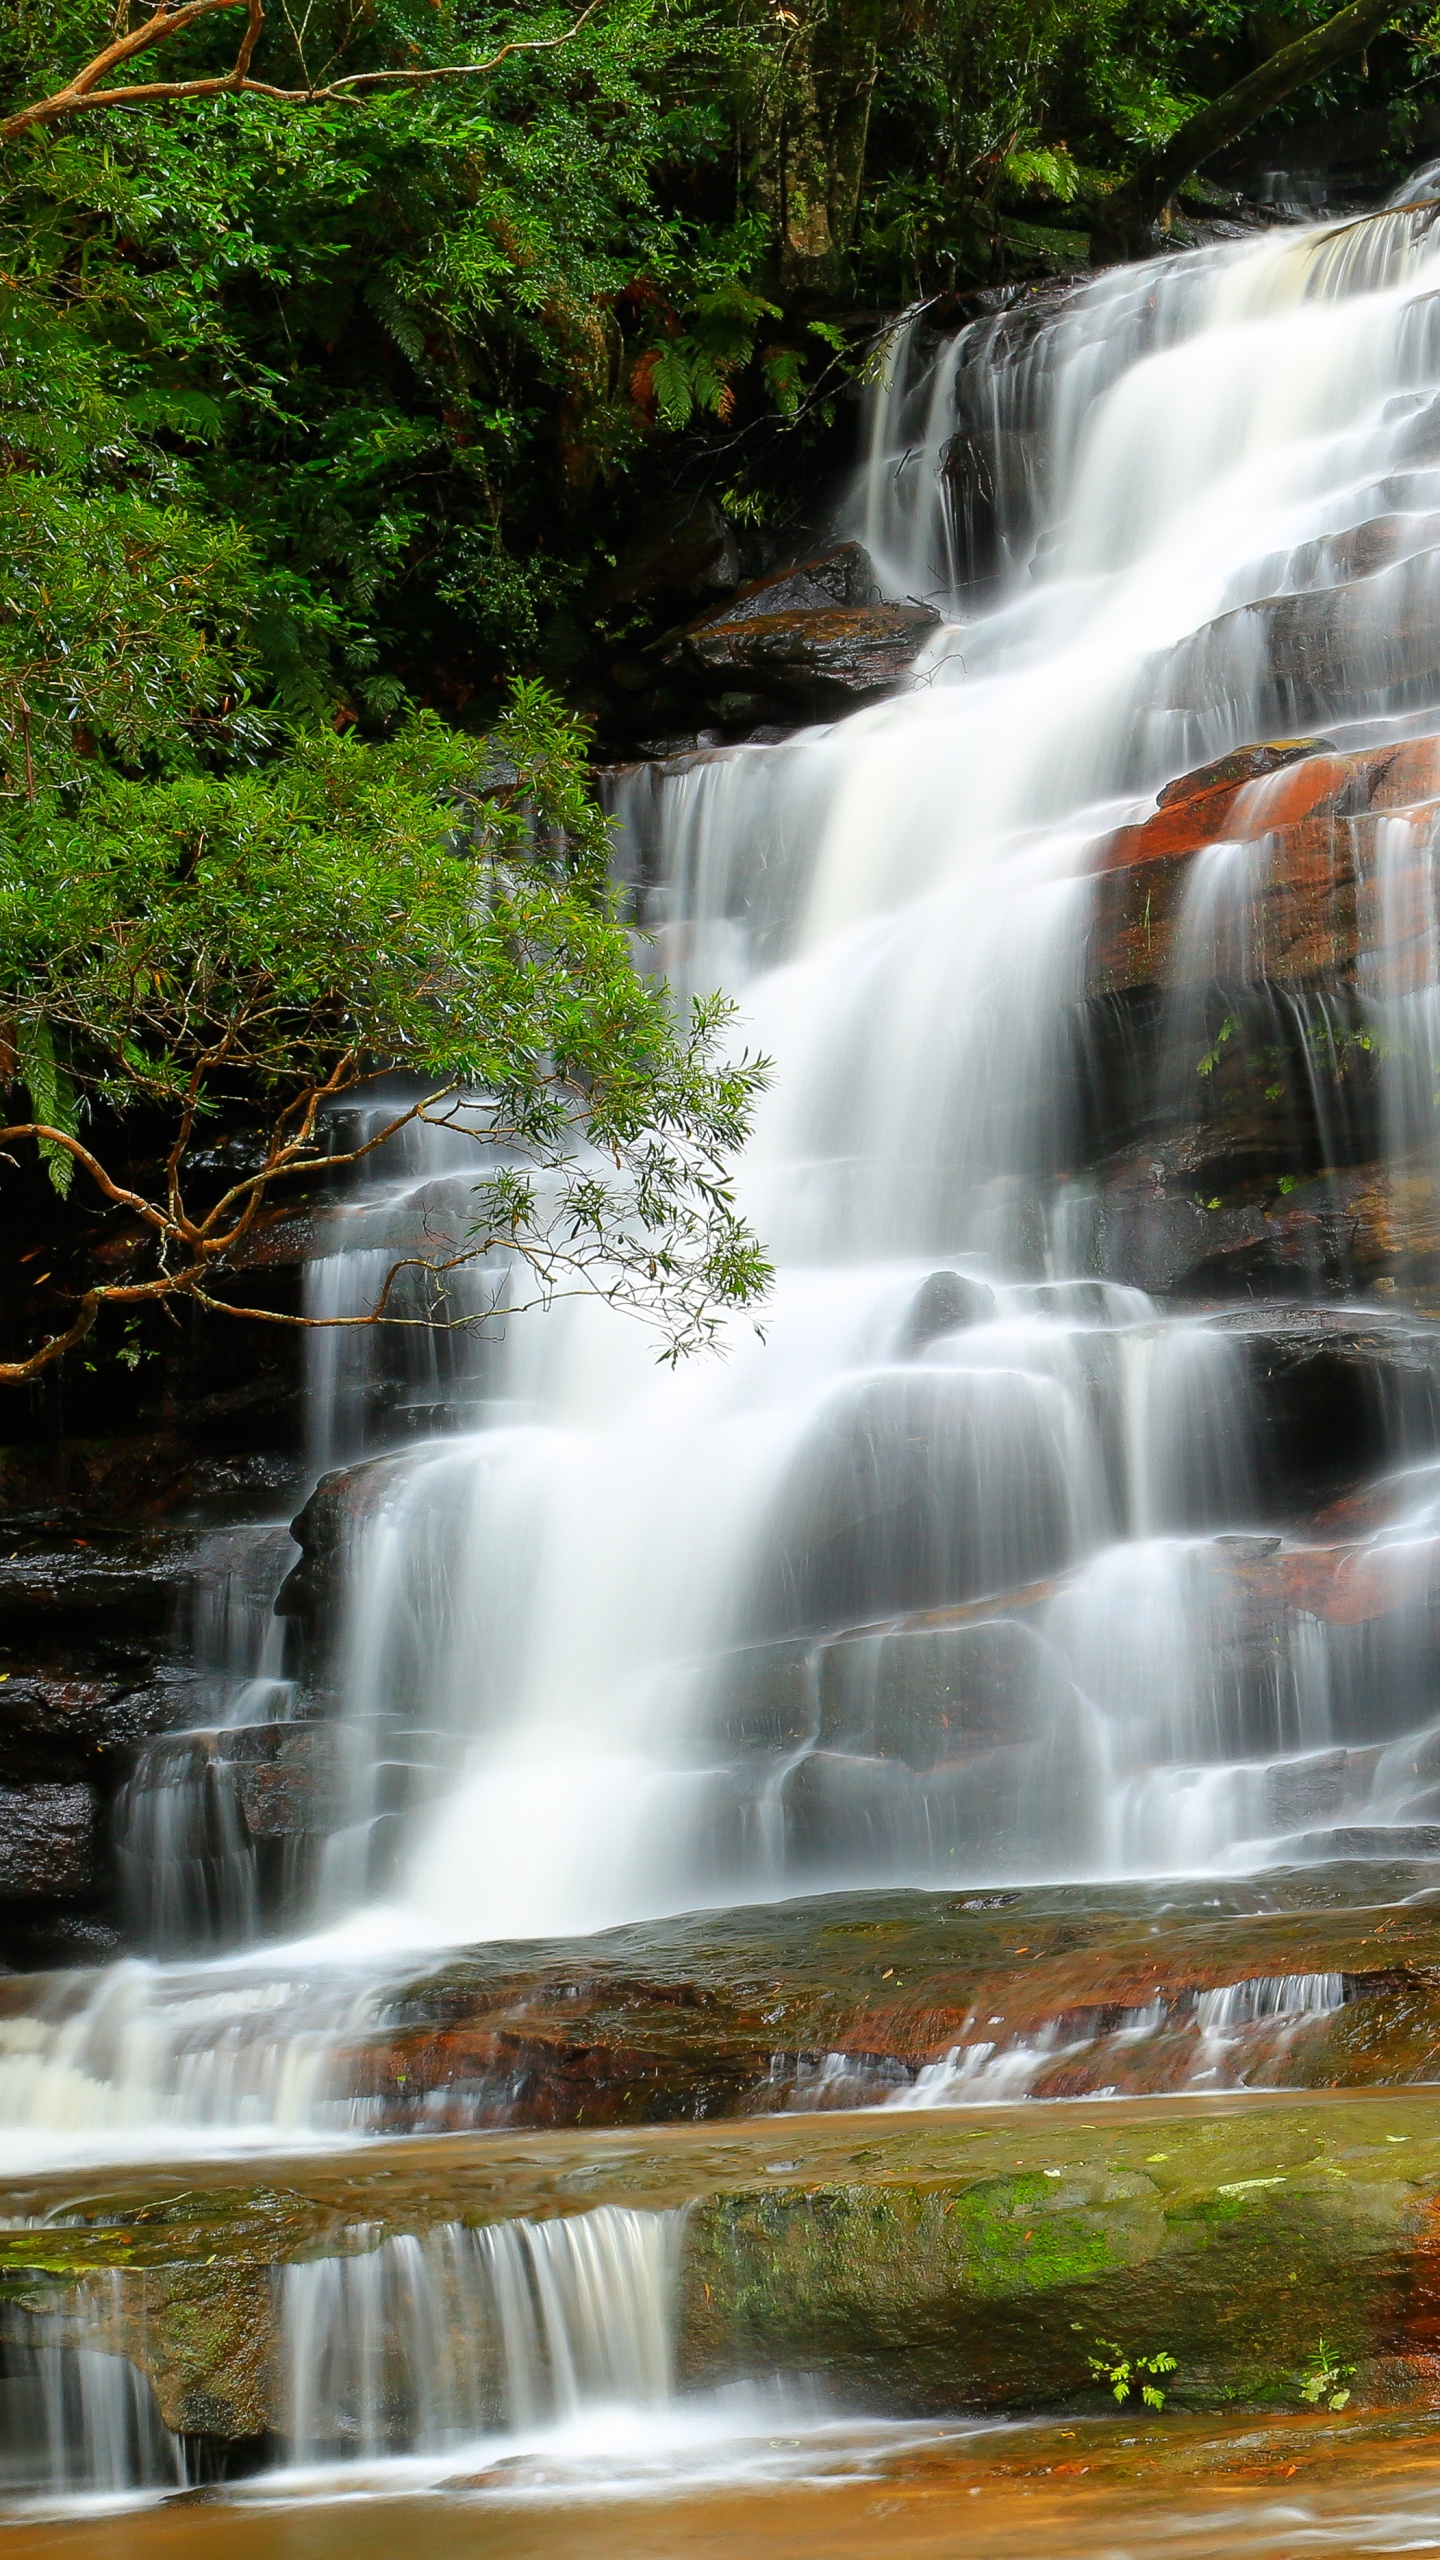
<box><xmin>16</xmin><ymin>1017</ymin><xmax>78</xmax><ymax>1198</ymax></box>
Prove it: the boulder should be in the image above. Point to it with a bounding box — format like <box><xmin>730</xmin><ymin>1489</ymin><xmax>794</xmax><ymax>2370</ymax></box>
<box><xmin>667</xmin><ymin>599</ymin><xmax>942</xmax><ymax>705</ymax></box>
<box><xmin>1154</xmin><ymin>737</ymin><xmax>1336</xmax><ymax>808</ymax></box>
<box><xmin>697</xmin><ymin>541</ymin><xmax>880</xmax><ymax>626</ymax></box>
<box><xmin>895</xmin><ymin>1268</ymin><xmax>998</xmax><ymax>1353</ymax></box>
<box><xmin>275</xmin><ymin>1453</ymin><xmax>410</xmax><ymax>1631</ymax></box>
<box><xmin>0</xmin><ymin>1782</ymin><xmax>97</xmax><ymax>1897</ymax></box>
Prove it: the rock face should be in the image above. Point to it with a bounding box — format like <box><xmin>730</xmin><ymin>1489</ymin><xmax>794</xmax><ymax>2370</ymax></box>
<box><xmin>0</xmin><ymin>1784</ymin><xmax>96</xmax><ymax>1897</ymax></box>
<box><xmin>1056</xmin><ymin>730</ymin><xmax>1440</xmax><ymax>1296</ymax></box>
<box><xmin>0</xmin><ymin>1523</ymin><xmax>210</xmax><ymax>1961</ymax></box>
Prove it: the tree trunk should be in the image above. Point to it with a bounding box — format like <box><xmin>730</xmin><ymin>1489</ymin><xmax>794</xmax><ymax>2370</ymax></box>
<box><xmin>1092</xmin><ymin>0</ymin><xmax>1409</xmax><ymax>264</ymax></box>
<box><xmin>745</xmin><ymin>0</ymin><xmax>886</xmax><ymax>293</ymax></box>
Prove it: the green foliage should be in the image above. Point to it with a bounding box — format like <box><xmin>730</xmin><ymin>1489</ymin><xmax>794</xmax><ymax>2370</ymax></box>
<box><xmin>15</xmin><ymin>1017</ymin><xmax>78</xmax><ymax>1198</ymax></box>
<box><xmin>0</xmin><ymin>0</ymin><xmax>819</xmax><ymax>746</ymax></box>
<box><xmin>0</xmin><ymin>687</ymin><xmax>771</xmax><ymax>1368</ymax></box>
<box><xmin>1298</xmin><ymin>2339</ymin><xmax>1355</xmax><ymax>2409</ymax></box>
<box><xmin>1087</xmin><ymin>2337</ymin><xmax>1178</xmax><ymax>2409</ymax></box>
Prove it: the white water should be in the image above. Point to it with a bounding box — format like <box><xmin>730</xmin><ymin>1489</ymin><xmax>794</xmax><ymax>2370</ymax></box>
<box><xmin>283</xmin><ymin>2205</ymin><xmax>682</xmax><ymax>2461</ymax></box>
<box><xmin>9</xmin><ymin>195</ymin><xmax>1440</xmax><ymax>2161</ymax></box>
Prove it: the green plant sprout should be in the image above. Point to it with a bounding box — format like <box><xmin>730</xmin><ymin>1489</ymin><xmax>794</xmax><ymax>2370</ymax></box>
<box><xmin>1299</xmin><ymin>2341</ymin><xmax>1355</xmax><ymax>2410</ymax></box>
<box><xmin>1087</xmin><ymin>2338</ymin><xmax>1178</xmax><ymax>2409</ymax></box>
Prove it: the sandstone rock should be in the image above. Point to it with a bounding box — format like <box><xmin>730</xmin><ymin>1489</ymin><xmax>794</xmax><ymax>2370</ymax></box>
<box><xmin>667</xmin><ymin>600</ymin><xmax>942</xmax><ymax>704</ymax></box>
<box><xmin>24</xmin><ymin>2090</ymin><xmax>1440</xmax><ymax>2434</ymax></box>
<box><xmin>1154</xmin><ymin>737</ymin><xmax>1336</xmax><ymax>807</ymax></box>
<box><xmin>0</xmin><ymin>1782</ymin><xmax>96</xmax><ymax>1897</ymax></box>
<box><xmin>1085</xmin><ymin>735</ymin><xmax>1440</xmax><ymax>1004</ymax></box>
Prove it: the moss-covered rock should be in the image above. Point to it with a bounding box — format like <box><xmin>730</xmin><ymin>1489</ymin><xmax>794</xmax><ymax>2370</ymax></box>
<box><xmin>11</xmin><ymin>2088</ymin><xmax>1440</xmax><ymax>2437</ymax></box>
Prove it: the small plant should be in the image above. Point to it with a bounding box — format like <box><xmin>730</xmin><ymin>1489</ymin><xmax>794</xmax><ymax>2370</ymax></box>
<box><xmin>1299</xmin><ymin>2341</ymin><xmax>1355</xmax><ymax>2411</ymax></box>
<box><xmin>1087</xmin><ymin>2338</ymin><xmax>1178</xmax><ymax>2410</ymax></box>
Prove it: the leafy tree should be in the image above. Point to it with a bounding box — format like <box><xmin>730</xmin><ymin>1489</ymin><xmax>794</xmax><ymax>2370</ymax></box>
<box><xmin>0</xmin><ymin>690</ymin><xmax>771</xmax><ymax>1379</ymax></box>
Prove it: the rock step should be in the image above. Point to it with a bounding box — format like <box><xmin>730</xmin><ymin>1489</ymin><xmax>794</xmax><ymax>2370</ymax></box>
<box><xmin>18</xmin><ymin>2088</ymin><xmax>1440</xmax><ymax>2440</ymax></box>
<box><xmin>112</xmin><ymin>1873</ymin><xmax>1440</xmax><ymax>2132</ymax></box>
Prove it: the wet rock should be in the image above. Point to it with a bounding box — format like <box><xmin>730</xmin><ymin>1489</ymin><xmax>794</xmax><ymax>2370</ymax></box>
<box><xmin>1154</xmin><ymin>737</ymin><xmax>1337</xmax><ymax>807</ymax></box>
<box><xmin>896</xmin><ymin>1268</ymin><xmax>997</xmax><ymax>1352</ymax></box>
<box><xmin>1159</xmin><ymin>549</ymin><xmax>1440</xmax><ymax>718</ymax></box>
<box><xmin>0</xmin><ymin>1667</ymin><xmax>203</xmax><ymax>1782</ymax></box>
<box><xmin>0</xmin><ymin>1782</ymin><xmax>96</xmax><ymax>1896</ymax></box>
<box><xmin>1085</xmin><ymin>734</ymin><xmax>1440</xmax><ymax>1004</ymax></box>
<box><xmin>247</xmin><ymin>1864</ymin><xmax>1440</xmax><ymax>2133</ymax></box>
<box><xmin>0</xmin><ymin>1534</ymin><xmax>196</xmax><ymax>1636</ymax></box>
<box><xmin>699</xmin><ymin>541</ymin><xmax>881</xmax><ymax>625</ymax></box>
<box><xmin>815</xmin><ymin>1619</ymin><xmax>1055</xmax><ymax>1762</ymax></box>
<box><xmin>25</xmin><ymin>2090</ymin><xmax>1440</xmax><ymax>2428</ymax></box>
<box><xmin>940</xmin><ymin>429</ymin><xmax>1044</xmax><ymax>586</ymax></box>
<box><xmin>667</xmin><ymin>600</ymin><xmax>942</xmax><ymax>705</ymax></box>
<box><xmin>1221</xmin><ymin>1308</ymin><xmax>1440</xmax><ymax>1507</ymax></box>
<box><xmin>1294</xmin><ymin>1823</ymin><xmax>1440</xmax><ymax>1860</ymax></box>
<box><xmin>1081</xmin><ymin>1157</ymin><xmax>1440</xmax><ymax>1298</ymax></box>
<box><xmin>275</xmin><ymin>1454</ymin><xmax>409</xmax><ymax>1633</ymax></box>
<box><xmin>751</xmin><ymin>1367</ymin><xmax>1076</xmax><ymax>1632</ymax></box>
<box><xmin>167</xmin><ymin>1723</ymin><xmax>343</xmax><ymax>1842</ymax></box>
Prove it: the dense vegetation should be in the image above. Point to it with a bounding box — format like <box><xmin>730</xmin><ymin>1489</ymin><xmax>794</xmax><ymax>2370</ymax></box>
<box><xmin>1</xmin><ymin>0</ymin><xmax>1434</xmax><ymax>1388</ymax></box>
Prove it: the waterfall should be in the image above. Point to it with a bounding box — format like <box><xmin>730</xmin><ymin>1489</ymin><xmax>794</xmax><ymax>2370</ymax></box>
<box><xmin>280</xmin><ymin>2206</ymin><xmax>682</xmax><ymax>2464</ymax></box>
<box><xmin>0</xmin><ymin>2276</ymin><xmax>184</xmax><ymax>2503</ymax></box>
<box><xmin>10</xmin><ymin>190</ymin><xmax>1440</xmax><ymax>2156</ymax></box>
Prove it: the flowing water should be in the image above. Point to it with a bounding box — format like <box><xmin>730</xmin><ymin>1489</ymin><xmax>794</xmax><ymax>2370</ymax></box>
<box><xmin>16</xmin><ymin>182</ymin><xmax>1440</xmax><ymax>2525</ymax></box>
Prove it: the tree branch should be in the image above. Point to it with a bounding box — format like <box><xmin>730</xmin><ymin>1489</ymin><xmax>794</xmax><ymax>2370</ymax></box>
<box><xmin>1093</xmin><ymin>0</ymin><xmax>1413</xmax><ymax>261</ymax></box>
<box><xmin>0</xmin><ymin>0</ymin><xmax>607</xmax><ymax>142</ymax></box>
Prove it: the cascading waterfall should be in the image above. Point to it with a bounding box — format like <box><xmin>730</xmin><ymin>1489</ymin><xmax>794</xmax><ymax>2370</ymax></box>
<box><xmin>281</xmin><ymin>2207</ymin><xmax>682</xmax><ymax>2464</ymax></box>
<box><xmin>12</xmin><ymin>189</ymin><xmax>1440</xmax><ymax>2162</ymax></box>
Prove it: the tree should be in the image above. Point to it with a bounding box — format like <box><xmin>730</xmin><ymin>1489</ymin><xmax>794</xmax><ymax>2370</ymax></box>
<box><xmin>0</xmin><ymin>690</ymin><xmax>772</xmax><ymax>1381</ymax></box>
<box><xmin>1092</xmin><ymin>0</ymin><xmax>1414</xmax><ymax>260</ymax></box>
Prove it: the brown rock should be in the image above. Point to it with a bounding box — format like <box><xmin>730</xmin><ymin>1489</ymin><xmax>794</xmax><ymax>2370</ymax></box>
<box><xmin>1085</xmin><ymin>735</ymin><xmax>1440</xmax><ymax>1002</ymax></box>
<box><xmin>669</xmin><ymin>600</ymin><xmax>942</xmax><ymax>703</ymax></box>
<box><xmin>694</xmin><ymin>540</ymin><xmax>881</xmax><ymax>627</ymax></box>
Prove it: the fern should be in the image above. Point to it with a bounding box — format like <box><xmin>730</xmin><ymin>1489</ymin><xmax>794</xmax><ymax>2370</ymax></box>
<box><xmin>17</xmin><ymin>1016</ymin><xmax>79</xmax><ymax>1198</ymax></box>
